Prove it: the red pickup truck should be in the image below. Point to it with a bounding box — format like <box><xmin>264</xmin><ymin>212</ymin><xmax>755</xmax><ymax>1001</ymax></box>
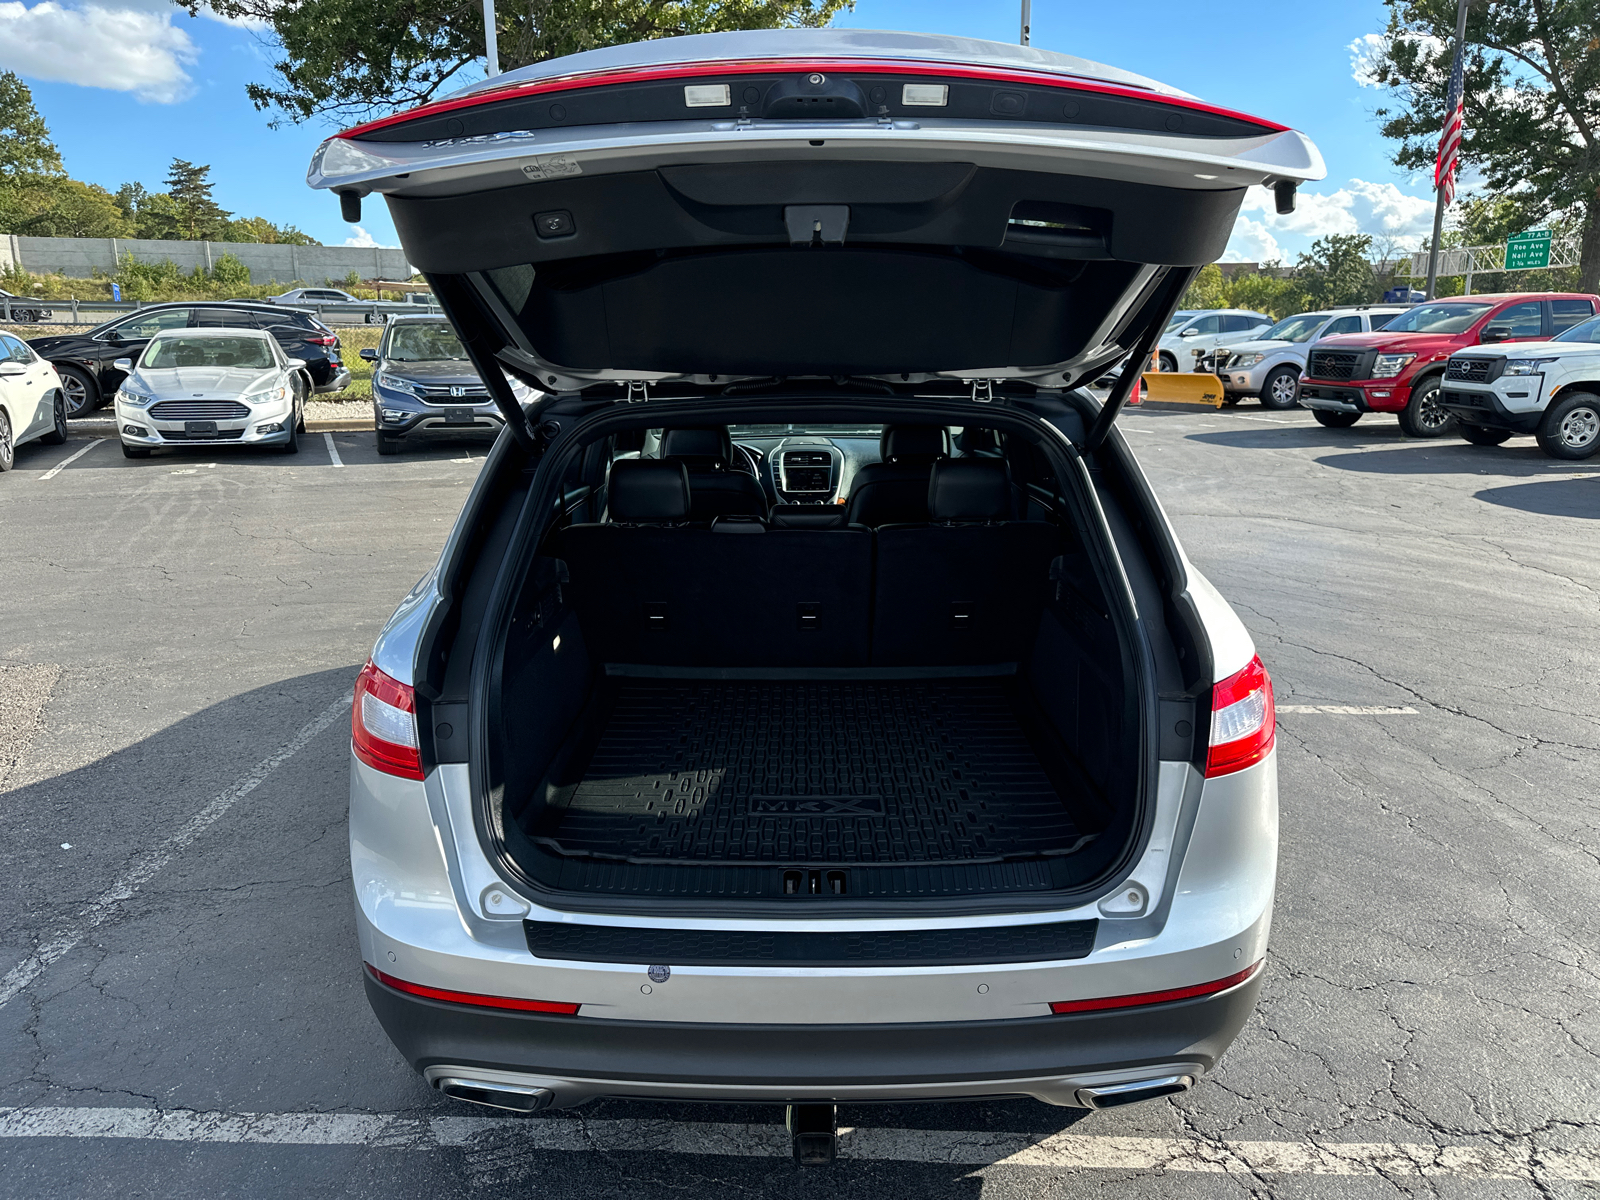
<box><xmin>1296</xmin><ymin>292</ymin><xmax>1600</xmax><ymax>436</ymax></box>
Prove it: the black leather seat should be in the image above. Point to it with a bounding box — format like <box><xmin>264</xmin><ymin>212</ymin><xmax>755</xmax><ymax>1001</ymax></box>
<box><xmin>660</xmin><ymin>427</ymin><xmax>768</xmax><ymax>522</ymax></box>
<box><xmin>871</xmin><ymin>459</ymin><xmax>1059</xmax><ymax>666</ymax></box>
<box><xmin>605</xmin><ymin>458</ymin><xmax>692</xmax><ymax>524</ymax></box>
<box><xmin>844</xmin><ymin>425</ymin><xmax>949</xmax><ymax>526</ymax></box>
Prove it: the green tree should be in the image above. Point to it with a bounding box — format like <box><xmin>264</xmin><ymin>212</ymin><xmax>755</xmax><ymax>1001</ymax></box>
<box><xmin>1179</xmin><ymin>263</ymin><xmax>1228</xmax><ymax>310</ymax></box>
<box><xmin>0</xmin><ymin>72</ymin><xmax>62</xmax><ymax>182</ymax></box>
<box><xmin>223</xmin><ymin>215</ymin><xmax>320</xmax><ymax>245</ymax></box>
<box><xmin>1</xmin><ymin>176</ymin><xmax>130</xmax><ymax>237</ymax></box>
<box><xmin>1226</xmin><ymin>266</ymin><xmax>1306</xmax><ymax>319</ymax></box>
<box><xmin>1293</xmin><ymin>234</ymin><xmax>1378</xmax><ymax>309</ymax></box>
<box><xmin>164</xmin><ymin>159</ymin><xmax>232</xmax><ymax>240</ymax></box>
<box><xmin>180</xmin><ymin>0</ymin><xmax>853</xmax><ymax>124</ymax></box>
<box><xmin>1366</xmin><ymin>0</ymin><xmax>1600</xmax><ymax>292</ymax></box>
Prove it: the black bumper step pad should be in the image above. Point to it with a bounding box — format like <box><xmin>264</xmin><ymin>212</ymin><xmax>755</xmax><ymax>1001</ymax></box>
<box><xmin>525</xmin><ymin>917</ymin><xmax>1098</xmax><ymax>966</ymax></box>
<box><xmin>533</xmin><ymin>679</ymin><xmax>1084</xmax><ymax>867</ymax></box>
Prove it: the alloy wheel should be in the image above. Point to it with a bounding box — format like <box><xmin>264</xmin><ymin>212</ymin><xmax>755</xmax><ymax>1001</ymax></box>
<box><xmin>1269</xmin><ymin>374</ymin><xmax>1297</xmax><ymax>404</ymax></box>
<box><xmin>1560</xmin><ymin>404</ymin><xmax>1600</xmax><ymax>450</ymax></box>
<box><xmin>1416</xmin><ymin>388</ymin><xmax>1451</xmax><ymax>432</ymax></box>
<box><xmin>60</xmin><ymin>371</ymin><xmax>90</xmax><ymax>417</ymax></box>
<box><xmin>0</xmin><ymin>411</ymin><xmax>13</xmax><ymax>470</ymax></box>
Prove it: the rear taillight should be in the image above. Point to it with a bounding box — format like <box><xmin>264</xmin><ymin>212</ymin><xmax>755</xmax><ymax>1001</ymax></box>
<box><xmin>1050</xmin><ymin>960</ymin><xmax>1263</xmax><ymax>1015</ymax></box>
<box><xmin>366</xmin><ymin>965</ymin><xmax>580</xmax><ymax>1015</ymax></box>
<box><xmin>352</xmin><ymin>660</ymin><xmax>423</xmax><ymax>779</ymax></box>
<box><xmin>306</xmin><ymin>335</ymin><xmax>338</xmax><ymax>346</ymax></box>
<box><xmin>1206</xmin><ymin>654</ymin><xmax>1274</xmax><ymax>777</ymax></box>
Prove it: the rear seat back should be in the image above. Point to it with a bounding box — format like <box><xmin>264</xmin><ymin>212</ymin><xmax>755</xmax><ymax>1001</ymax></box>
<box><xmin>871</xmin><ymin>459</ymin><xmax>1060</xmax><ymax>666</ymax></box>
<box><xmin>557</xmin><ymin>463</ymin><xmax>871</xmax><ymax>666</ymax></box>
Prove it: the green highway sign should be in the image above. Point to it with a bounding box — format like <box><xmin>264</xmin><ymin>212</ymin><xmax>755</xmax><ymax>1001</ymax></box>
<box><xmin>1504</xmin><ymin>229</ymin><xmax>1553</xmax><ymax>271</ymax></box>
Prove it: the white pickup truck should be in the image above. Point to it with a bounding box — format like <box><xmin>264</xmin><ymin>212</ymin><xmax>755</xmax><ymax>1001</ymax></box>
<box><xmin>1439</xmin><ymin>312</ymin><xmax>1600</xmax><ymax>459</ymax></box>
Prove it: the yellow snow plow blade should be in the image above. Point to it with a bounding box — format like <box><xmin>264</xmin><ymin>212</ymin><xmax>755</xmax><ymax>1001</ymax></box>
<box><xmin>1138</xmin><ymin>372</ymin><xmax>1225</xmax><ymax>407</ymax></box>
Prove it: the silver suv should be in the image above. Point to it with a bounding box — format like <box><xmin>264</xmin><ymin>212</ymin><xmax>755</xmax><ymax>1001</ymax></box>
<box><xmin>1206</xmin><ymin>307</ymin><xmax>1409</xmax><ymax>408</ymax></box>
<box><xmin>310</xmin><ymin>29</ymin><xmax>1320</xmax><ymax>1140</ymax></box>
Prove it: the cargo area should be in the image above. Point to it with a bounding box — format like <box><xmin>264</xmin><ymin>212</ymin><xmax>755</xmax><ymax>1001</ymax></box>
<box><xmin>483</xmin><ymin>422</ymin><xmax>1144</xmax><ymax>908</ymax></box>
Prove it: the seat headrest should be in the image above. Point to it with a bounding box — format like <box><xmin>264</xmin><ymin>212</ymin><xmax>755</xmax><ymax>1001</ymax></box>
<box><xmin>928</xmin><ymin>459</ymin><xmax>1011</xmax><ymax>522</ymax></box>
<box><xmin>660</xmin><ymin>426</ymin><xmax>733</xmax><ymax>465</ymax></box>
<box><xmin>770</xmin><ymin>504</ymin><xmax>848</xmax><ymax>530</ymax></box>
<box><xmin>956</xmin><ymin>427</ymin><xmax>1002</xmax><ymax>457</ymax></box>
<box><xmin>880</xmin><ymin>424</ymin><xmax>949</xmax><ymax>462</ymax></box>
<box><xmin>608</xmin><ymin>459</ymin><xmax>690</xmax><ymax>523</ymax></box>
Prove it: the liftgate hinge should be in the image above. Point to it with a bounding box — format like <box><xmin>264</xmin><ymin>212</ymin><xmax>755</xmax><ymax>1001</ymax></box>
<box><xmin>970</xmin><ymin>379</ymin><xmax>996</xmax><ymax>403</ymax></box>
<box><xmin>625</xmin><ymin>380</ymin><xmax>650</xmax><ymax>403</ymax></box>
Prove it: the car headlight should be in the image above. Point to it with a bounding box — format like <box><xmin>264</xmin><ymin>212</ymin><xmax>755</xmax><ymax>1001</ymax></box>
<box><xmin>245</xmin><ymin>384</ymin><xmax>289</xmax><ymax>406</ymax></box>
<box><xmin>1229</xmin><ymin>353</ymin><xmax>1264</xmax><ymax>369</ymax></box>
<box><xmin>116</xmin><ymin>388</ymin><xmax>153</xmax><ymax>408</ymax></box>
<box><xmin>377</xmin><ymin>372</ymin><xmax>419</xmax><ymax>396</ymax></box>
<box><xmin>1371</xmin><ymin>353</ymin><xmax>1416</xmax><ymax>379</ymax></box>
<box><xmin>1504</xmin><ymin>357</ymin><xmax>1558</xmax><ymax>376</ymax></box>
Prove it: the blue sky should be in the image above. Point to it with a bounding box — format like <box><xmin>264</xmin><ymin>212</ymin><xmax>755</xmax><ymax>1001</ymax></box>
<box><xmin>3</xmin><ymin>0</ymin><xmax>1439</xmax><ymax>262</ymax></box>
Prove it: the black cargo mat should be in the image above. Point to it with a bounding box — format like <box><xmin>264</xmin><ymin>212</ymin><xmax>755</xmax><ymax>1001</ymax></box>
<box><xmin>528</xmin><ymin>679</ymin><xmax>1089</xmax><ymax>867</ymax></box>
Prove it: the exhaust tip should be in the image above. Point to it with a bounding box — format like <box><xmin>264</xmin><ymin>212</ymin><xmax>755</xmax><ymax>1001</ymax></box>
<box><xmin>1075</xmin><ymin>1074</ymin><xmax>1194</xmax><ymax>1110</ymax></box>
<box><xmin>435</xmin><ymin>1076</ymin><xmax>554</xmax><ymax>1113</ymax></box>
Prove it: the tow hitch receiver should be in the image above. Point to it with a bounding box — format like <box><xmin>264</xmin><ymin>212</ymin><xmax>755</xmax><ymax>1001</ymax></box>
<box><xmin>786</xmin><ymin>1103</ymin><xmax>838</xmax><ymax>1165</ymax></box>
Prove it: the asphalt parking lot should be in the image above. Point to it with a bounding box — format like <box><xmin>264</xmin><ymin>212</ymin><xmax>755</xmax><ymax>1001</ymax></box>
<box><xmin>0</xmin><ymin>409</ymin><xmax>1596</xmax><ymax>1197</ymax></box>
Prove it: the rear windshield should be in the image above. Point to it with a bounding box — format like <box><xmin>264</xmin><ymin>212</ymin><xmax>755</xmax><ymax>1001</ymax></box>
<box><xmin>1261</xmin><ymin>313</ymin><xmax>1328</xmax><ymax>343</ymax></box>
<box><xmin>387</xmin><ymin>323</ymin><xmax>468</xmax><ymax>361</ymax></box>
<box><xmin>143</xmin><ymin>336</ymin><xmax>275</xmax><ymax>369</ymax></box>
<box><xmin>1380</xmin><ymin>302</ymin><xmax>1494</xmax><ymax>334</ymax></box>
<box><xmin>1554</xmin><ymin>315</ymin><xmax>1600</xmax><ymax>344</ymax></box>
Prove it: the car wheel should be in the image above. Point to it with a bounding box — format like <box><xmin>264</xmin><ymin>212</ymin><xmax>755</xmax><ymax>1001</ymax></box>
<box><xmin>1535</xmin><ymin>391</ymin><xmax>1600</xmax><ymax>460</ymax></box>
<box><xmin>376</xmin><ymin>431</ymin><xmax>400</xmax><ymax>455</ymax></box>
<box><xmin>1458</xmin><ymin>424</ymin><xmax>1513</xmax><ymax>446</ymax></box>
<box><xmin>1259</xmin><ymin>366</ymin><xmax>1300</xmax><ymax>410</ymax></box>
<box><xmin>0</xmin><ymin>410</ymin><xmax>13</xmax><ymax>471</ymax></box>
<box><xmin>1397</xmin><ymin>375</ymin><xmax>1456</xmax><ymax>438</ymax></box>
<box><xmin>41</xmin><ymin>392</ymin><xmax>68</xmax><ymax>445</ymax></box>
<box><xmin>1157</xmin><ymin>351</ymin><xmax>1177</xmax><ymax>373</ymax></box>
<box><xmin>295</xmin><ymin>375</ymin><xmax>309</xmax><ymax>432</ymax></box>
<box><xmin>57</xmin><ymin>365</ymin><xmax>98</xmax><ymax>418</ymax></box>
<box><xmin>1312</xmin><ymin>409</ymin><xmax>1361</xmax><ymax>429</ymax></box>
<box><xmin>277</xmin><ymin>417</ymin><xmax>300</xmax><ymax>455</ymax></box>
<box><xmin>120</xmin><ymin>441</ymin><xmax>150</xmax><ymax>458</ymax></box>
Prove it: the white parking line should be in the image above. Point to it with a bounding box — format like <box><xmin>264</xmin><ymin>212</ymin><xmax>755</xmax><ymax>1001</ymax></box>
<box><xmin>1277</xmin><ymin>705</ymin><xmax>1419</xmax><ymax>715</ymax></box>
<box><xmin>0</xmin><ymin>1107</ymin><xmax>1594</xmax><ymax>1181</ymax></box>
<box><xmin>323</xmin><ymin>433</ymin><xmax>344</xmax><ymax>467</ymax></box>
<box><xmin>38</xmin><ymin>438</ymin><xmax>103</xmax><ymax>481</ymax></box>
<box><xmin>0</xmin><ymin>693</ymin><xmax>351</xmax><ymax>1011</ymax></box>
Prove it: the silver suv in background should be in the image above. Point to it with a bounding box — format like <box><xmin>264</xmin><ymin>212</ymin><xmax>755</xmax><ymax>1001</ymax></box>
<box><xmin>1205</xmin><ymin>307</ymin><xmax>1408</xmax><ymax>408</ymax></box>
<box><xmin>1155</xmin><ymin>310</ymin><xmax>1274</xmax><ymax>373</ymax></box>
<box><xmin>308</xmin><ymin>28</ymin><xmax>1322</xmax><ymax>1151</ymax></box>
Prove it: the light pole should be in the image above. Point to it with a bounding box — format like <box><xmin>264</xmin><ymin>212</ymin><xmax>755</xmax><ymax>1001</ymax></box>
<box><xmin>483</xmin><ymin>0</ymin><xmax>500</xmax><ymax>76</ymax></box>
<box><xmin>1020</xmin><ymin>0</ymin><xmax>1031</xmax><ymax>46</ymax></box>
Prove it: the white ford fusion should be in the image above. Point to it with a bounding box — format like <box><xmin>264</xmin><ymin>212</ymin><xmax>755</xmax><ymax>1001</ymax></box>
<box><xmin>306</xmin><ymin>28</ymin><xmax>1322</xmax><ymax>1150</ymax></box>
<box><xmin>114</xmin><ymin>327</ymin><xmax>309</xmax><ymax>458</ymax></box>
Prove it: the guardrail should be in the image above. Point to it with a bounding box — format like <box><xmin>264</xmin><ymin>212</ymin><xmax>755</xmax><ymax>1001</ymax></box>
<box><xmin>0</xmin><ymin>296</ymin><xmax>445</xmax><ymax>328</ymax></box>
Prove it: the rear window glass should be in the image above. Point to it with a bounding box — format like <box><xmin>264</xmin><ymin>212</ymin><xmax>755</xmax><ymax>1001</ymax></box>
<box><xmin>1261</xmin><ymin>313</ymin><xmax>1327</xmax><ymax>342</ymax></box>
<box><xmin>143</xmin><ymin>336</ymin><xmax>275</xmax><ymax>369</ymax></box>
<box><xmin>1554</xmin><ymin>315</ymin><xmax>1600</xmax><ymax>344</ymax></box>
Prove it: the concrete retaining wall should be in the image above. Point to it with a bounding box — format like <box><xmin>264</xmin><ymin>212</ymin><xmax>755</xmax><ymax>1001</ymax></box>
<box><xmin>2</xmin><ymin>234</ymin><xmax>411</xmax><ymax>284</ymax></box>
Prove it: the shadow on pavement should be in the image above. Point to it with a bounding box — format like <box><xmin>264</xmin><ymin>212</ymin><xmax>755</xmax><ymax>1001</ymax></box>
<box><xmin>1474</xmin><ymin>477</ymin><xmax>1600</xmax><ymax>519</ymax></box>
<box><xmin>1185</xmin><ymin>426</ymin><xmax>1399</xmax><ymax>451</ymax></box>
<box><xmin>1313</xmin><ymin>443</ymin><xmax>1593</xmax><ymax>477</ymax></box>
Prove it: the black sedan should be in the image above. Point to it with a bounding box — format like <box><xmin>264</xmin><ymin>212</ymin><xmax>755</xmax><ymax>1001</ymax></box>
<box><xmin>0</xmin><ymin>288</ymin><xmax>52</xmax><ymax>325</ymax></box>
<box><xmin>363</xmin><ymin>317</ymin><xmax>524</xmax><ymax>454</ymax></box>
<box><xmin>27</xmin><ymin>301</ymin><xmax>351</xmax><ymax>417</ymax></box>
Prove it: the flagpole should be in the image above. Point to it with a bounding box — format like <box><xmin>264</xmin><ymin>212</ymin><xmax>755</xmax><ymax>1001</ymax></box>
<box><xmin>1424</xmin><ymin>0</ymin><xmax>1470</xmax><ymax>301</ymax></box>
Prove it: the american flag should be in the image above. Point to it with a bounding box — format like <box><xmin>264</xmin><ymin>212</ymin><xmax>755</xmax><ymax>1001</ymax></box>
<box><xmin>1434</xmin><ymin>37</ymin><xmax>1466</xmax><ymax>206</ymax></box>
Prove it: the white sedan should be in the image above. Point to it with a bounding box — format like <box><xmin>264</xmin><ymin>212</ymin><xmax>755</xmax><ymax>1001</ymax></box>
<box><xmin>113</xmin><ymin>327</ymin><xmax>308</xmax><ymax>458</ymax></box>
<box><xmin>0</xmin><ymin>329</ymin><xmax>68</xmax><ymax>472</ymax></box>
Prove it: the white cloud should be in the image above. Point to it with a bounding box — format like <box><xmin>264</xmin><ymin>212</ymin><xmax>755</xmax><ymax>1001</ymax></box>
<box><xmin>343</xmin><ymin>226</ymin><xmax>397</xmax><ymax>249</ymax></box>
<box><xmin>1222</xmin><ymin>217</ymin><xmax>1284</xmax><ymax>264</ymax></box>
<box><xmin>1348</xmin><ymin>33</ymin><xmax>1386</xmax><ymax>88</ymax></box>
<box><xmin>0</xmin><ymin>0</ymin><xmax>197</xmax><ymax>102</ymax></box>
<box><xmin>1238</xmin><ymin>180</ymin><xmax>1436</xmax><ymax>246</ymax></box>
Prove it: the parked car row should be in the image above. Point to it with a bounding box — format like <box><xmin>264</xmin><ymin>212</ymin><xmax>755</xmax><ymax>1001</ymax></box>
<box><xmin>1205</xmin><ymin>306</ymin><xmax>1408</xmax><ymax>408</ymax></box>
<box><xmin>23</xmin><ymin>301</ymin><xmax>351</xmax><ymax>418</ymax></box>
<box><xmin>1295</xmin><ymin>292</ymin><xmax>1600</xmax><ymax>454</ymax></box>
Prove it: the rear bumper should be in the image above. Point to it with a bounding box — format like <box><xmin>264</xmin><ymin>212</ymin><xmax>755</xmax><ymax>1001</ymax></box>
<box><xmin>313</xmin><ymin>366</ymin><xmax>352</xmax><ymax>394</ymax></box>
<box><xmin>1298</xmin><ymin>379</ymin><xmax>1410</xmax><ymax>413</ymax></box>
<box><xmin>365</xmin><ymin>968</ymin><xmax>1262</xmax><ymax>1108</ymax></box>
